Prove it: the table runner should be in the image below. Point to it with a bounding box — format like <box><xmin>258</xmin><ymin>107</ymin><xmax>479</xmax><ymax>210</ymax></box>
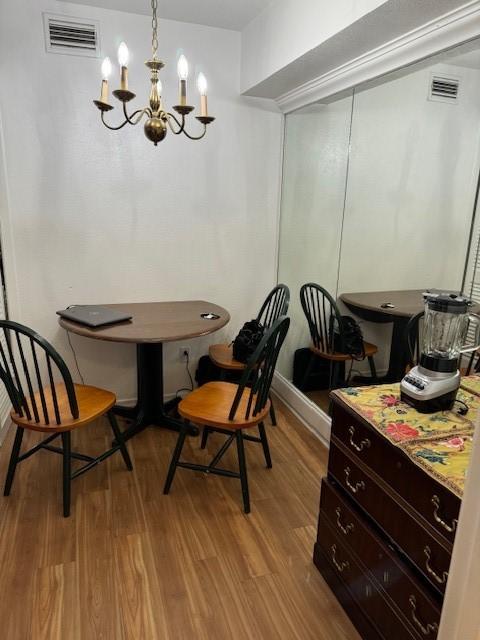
<box><xmin>332</xmin><ymin>379</ymin><xmax>479</xmax><ymax>498</ymax></box>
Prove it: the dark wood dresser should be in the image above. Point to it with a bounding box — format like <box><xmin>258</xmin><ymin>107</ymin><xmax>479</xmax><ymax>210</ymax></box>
<box><xmin>314</xmin><ymin>393</ymin><xmax>465</xmax><ymax>640</ymax></box>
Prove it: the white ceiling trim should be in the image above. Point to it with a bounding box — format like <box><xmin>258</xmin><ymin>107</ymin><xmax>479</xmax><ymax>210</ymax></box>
<box><xmin>276</xmin><ymin>0</ymin><xmax>480</xmax><ymax>113</ymax></box>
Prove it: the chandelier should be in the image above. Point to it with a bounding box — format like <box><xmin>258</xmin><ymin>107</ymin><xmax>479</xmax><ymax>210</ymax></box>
<box><xmin>93</xmin><ymin>0</ymin><xmax>215</xmax><ymax>146</ymax></box>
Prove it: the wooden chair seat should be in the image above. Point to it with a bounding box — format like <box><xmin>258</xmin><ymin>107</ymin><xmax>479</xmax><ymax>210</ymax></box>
<box><xmin>310</xmin><ymin>341</ymin><xmax>378</xmax><ymax>362</ymax></box>
<box><xmin>209</xmin><ymin>343</ymin><xmax>246</xmax><ymax>371</ymax></box>
<box><xmin>11</xmin><ymin>384</ymin><xmax>116</xmax><ymax>432</ymax></box>
<box><xmin>179</xmin><ymin>381</ymin><xmax>270</xmax><ymax>430</ymax></box>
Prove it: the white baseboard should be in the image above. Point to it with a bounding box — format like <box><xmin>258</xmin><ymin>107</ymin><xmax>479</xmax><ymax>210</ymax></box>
<box><xmin>271</xmin><ymin>371</ymin><xmax>331</xmax><ymax>447</ymax></box>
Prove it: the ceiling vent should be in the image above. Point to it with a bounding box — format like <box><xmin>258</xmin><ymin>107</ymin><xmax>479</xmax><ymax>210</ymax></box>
<box><xmin>43</xmin><ymin>13</ymin><xmax>100</xmax><ymax>57</ymax></box>
<box><xmin>428</xmin><ymin>75</ymin><xmax>460</xmax><ymax>104</ymax></box>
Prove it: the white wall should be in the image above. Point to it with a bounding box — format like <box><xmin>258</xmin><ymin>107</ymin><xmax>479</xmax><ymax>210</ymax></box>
<box><xmin>0</xmin><ymin>0</ymin><xmax>283</xmax><ymax>402</ymax></box>
<box><xmin>277</xmin><ymin>97</ymin><xmax>353</xmax><ymax>379</ymax></box>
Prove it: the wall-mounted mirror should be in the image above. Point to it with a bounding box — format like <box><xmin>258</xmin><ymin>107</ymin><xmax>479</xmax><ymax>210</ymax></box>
<box><xmin>278</xmin><ymin>38</ymin><xmax>480</xmax><ymax>414</ymax></box>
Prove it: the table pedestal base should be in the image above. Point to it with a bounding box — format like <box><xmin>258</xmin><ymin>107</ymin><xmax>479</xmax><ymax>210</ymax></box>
<box><xmin>113</xmin><ymin>343</ymin><xmax>198</xmax><ymax>442</ymax></box>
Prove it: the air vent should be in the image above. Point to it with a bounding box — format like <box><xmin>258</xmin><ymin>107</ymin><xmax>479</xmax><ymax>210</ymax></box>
<box><xmin>428</xmin><ymin>75</ymin><xmax>460</xmax><ymax>103</ymax></box>
<box><xmin>43</xmin><ymin>13</ymin><xmax>100</xmax><ymax>57</ymax></box>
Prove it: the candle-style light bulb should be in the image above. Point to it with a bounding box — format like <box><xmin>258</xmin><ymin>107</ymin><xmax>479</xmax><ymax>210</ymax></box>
<box><xmin>118</xmin><ymin>42</ymin><xmax>129</xmax><ymax>67</ymax></box>
<box><xmin>197</xmin><ymin>72</ymin><xmax>207</xmax><ymax>96</ymax></box>
<box><xmin>197</xmin><ymin>73</ymin><xmax>208</xmax><ymax>116</ymax></box>
<box><xmin>101</xmin><ymin>57</ymin><xmax>112</xmax><ymax>80</ymax></box>
<box><xmin>177</xmin><ymin>54</ymin><xmax>189</xmax><ymax>106</ymax></box>
<box><xmin>100</xmin><ymin>57</ymin><xmax>112</xmax><ymax>102</ymax></box>
<box><xmin>118</xmin><ymin>42</ymin><xmax>129</xmax><ymax>90</ymax></box>
<box><xmin>177</xmin><ymin>55</ymin><xmax>189</xmax><ymax>80</ymax></box>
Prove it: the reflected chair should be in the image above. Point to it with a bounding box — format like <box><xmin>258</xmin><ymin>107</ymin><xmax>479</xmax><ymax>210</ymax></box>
<box><xmin>299</xmin><ymin>283</ymin><xmax>378</xmax><ymax>391</ymax></box>
<box><xmin>163</xmin><ymin>316</ymin><xmax>290</xmax><ymax>513</ymax></box>
<box><xmin>0</xmin><ymin>320</ymin><xmax>132</xmax><ymax>517</ymax></box>
<box><xmin>208</xmin><ymin>284</ymin><xmax>290</xmax><ymax>427</ymax></box>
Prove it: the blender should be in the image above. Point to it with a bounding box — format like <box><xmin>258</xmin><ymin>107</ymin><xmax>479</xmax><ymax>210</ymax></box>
<box><xmin>400</xmin><ymin>292</ymin><xmax>480</xmax><ymax>413</ymax></box>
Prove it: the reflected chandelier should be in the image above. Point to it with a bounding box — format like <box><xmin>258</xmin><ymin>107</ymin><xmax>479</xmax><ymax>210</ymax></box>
<box><xmin>93</xmin><ymin>0</ymin><xmax>215</xmax><ymax>146</ymax></box>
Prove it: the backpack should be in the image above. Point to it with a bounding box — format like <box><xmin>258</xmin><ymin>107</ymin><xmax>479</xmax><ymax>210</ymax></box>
<box><xmin>232</xmin><ymin>319</ymin><xmax>265</xmax><ymax>363</ymax></box>
<box><xmin>331</xmin><ymin>315</ymin><xmax>365</xmax><ymax>360</ymax></box>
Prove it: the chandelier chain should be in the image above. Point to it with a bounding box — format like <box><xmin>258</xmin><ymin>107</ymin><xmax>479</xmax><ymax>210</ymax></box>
<box><xmin>151</xmin><ymin>0</ymin><xmax>158</xmax><ymax>59</ymax></box>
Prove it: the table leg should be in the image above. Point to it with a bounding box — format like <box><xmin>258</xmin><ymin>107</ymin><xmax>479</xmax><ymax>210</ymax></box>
<box><xmin>353</xmin><ymin>318</ymin><xmax>410</xmax><ymax>385</ymax></box>
<box><xmin>113</xmin><ymin>343</ymin><xmax>198</xmax><ymax>442</ymax></box>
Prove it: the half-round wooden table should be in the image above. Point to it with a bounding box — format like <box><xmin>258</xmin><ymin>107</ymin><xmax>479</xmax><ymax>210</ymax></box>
<box><xmin>59</xmin><ymin>301</ymin><xmax>230</xmax><ymax>440</ymax></box>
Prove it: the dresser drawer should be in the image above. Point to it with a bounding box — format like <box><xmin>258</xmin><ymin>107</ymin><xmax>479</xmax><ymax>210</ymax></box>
<box><xmin>316</xmin><ymin>515</ymin><xmax>418</xmax><ymax>640</ymax></box>
<box><xmin>328</xmin><ymin>441</ymin><xmax>452</xmax><ymax>595</ymax></box>
<box><xmin>331</xmin><ymin>402</ymin><xmax>460</xmax><ymax>545</ymax></box>
<box><xmin>319</xmin><ymin>478</ymin><xmax>441</xmax><ymax>638</ymax></box>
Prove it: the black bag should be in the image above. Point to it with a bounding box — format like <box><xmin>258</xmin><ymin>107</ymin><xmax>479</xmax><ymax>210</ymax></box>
<box><xmin>232</xmin><ymin>319</ymin><xmax>265</xmax><ymax>364</ymax></box>
<box><xmin>195</xmin><ymin>355</ymin><xmax>222</xmax><ymax>386</ymax></box>
<box><xmin>331</xmin><ymin>315</ymin><xmax>365</xmax><ymax>360</ymax></box>
<box><xmin>293</xmin><ymin>348</ymin><xmax>345</xmax><ymax>391</ymax></box>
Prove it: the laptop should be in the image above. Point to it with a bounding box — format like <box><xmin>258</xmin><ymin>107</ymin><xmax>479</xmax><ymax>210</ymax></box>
<box><xmin>57</xmin><ymin>305</ymin><xmax>132</xmax><ymax>328</ymax></box>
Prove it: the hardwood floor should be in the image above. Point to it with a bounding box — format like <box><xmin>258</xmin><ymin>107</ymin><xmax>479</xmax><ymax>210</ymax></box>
<box><xmin>0</xmin><ymin>399</ymin><xmax>360</xmax><ymax>640</ymax></box>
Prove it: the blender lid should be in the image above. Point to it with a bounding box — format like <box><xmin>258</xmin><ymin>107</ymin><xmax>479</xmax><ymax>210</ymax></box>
<box><xmin>423</xmin><ymin>290</ymin><xmax>471</xmax><ymax>314</ymax></box>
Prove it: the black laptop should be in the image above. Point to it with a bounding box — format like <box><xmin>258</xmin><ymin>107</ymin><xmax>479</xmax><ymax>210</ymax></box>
<box><xmin>57</xmin><ymin>305</ymin><xmax>132</xmax><ymax>328</ymax></box>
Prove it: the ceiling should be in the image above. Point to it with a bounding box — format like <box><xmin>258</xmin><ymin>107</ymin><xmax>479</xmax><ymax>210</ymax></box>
<box><xmin>60</xmin><ymin>0</ymin><xmax>273</xmax><ymax>31</ymax></box>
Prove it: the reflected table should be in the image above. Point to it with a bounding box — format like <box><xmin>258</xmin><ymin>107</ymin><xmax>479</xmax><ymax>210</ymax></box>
<box><xmin>340</xmin><ymin>289</ymin><xmax>425</xmax><ymax>383</ymax></box>
<box><xmin>59</xmin><ymin>301</ymin><xmax>230</xmax><ymax>441</ymax></box>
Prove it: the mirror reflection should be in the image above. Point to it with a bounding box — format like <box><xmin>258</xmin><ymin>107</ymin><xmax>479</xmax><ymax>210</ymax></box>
<box><xmin>278</xmin><ymin>39</ymin><xmax>480</xmax><ymax>413</ymax></box>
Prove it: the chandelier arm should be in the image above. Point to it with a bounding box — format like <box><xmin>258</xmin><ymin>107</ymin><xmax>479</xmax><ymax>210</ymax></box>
<box><xmin>122</xmin><ymin>103</ymin><xmax>151</xmax><ymax>125</ymax></box>
<box><xmin>180</xmin><ymin>125</ymin><xmax>208</xmax><ymax>141</ymax></box>
<box><xmin>100</xmin><ymin>111</ymin><xmax>132</xmax><ymax>131</ymax></box>
<box><xmin>165</xmin><ymin>112</ymin><xmax>185</xmax><ymax>135</ymax></box>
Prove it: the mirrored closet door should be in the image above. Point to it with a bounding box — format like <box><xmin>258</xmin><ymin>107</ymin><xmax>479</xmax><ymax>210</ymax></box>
<box><xmin>278</xmin><ymin>39</ymin><xmax>480</xmax><ymax>414</ymax></box>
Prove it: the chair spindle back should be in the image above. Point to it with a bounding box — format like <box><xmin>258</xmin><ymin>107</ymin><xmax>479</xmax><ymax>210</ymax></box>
<box><xmin>300</xmin><ymin>283</ymin><xmax>343</xmax><ymax>354</ymax></box>
<box><xmin>257</xmin><ymin>284</ymin><xmax>290</xmax><ymax>330</ymax></box>
<box><xmin>229</xmin><ymin>316</ymin><xmax>290</xmax><ymax>422</ymax></box>
<box><xmin>0</xmin><ymin>320</ymin><xmax>78</xmax><ymax>425</ymax></box>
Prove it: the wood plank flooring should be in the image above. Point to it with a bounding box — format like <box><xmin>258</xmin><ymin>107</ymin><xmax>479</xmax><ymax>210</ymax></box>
<box><xmin>0</xmin><ymin>399</ymin><xmax>360</xmax><ymax>640</ymax></box>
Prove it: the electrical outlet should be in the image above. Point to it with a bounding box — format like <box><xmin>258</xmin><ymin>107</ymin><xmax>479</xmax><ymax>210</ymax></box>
<box><xmin>179</xmin><ymin>346</ymin><xmax>190</xmax><ymax>360</ymax></box>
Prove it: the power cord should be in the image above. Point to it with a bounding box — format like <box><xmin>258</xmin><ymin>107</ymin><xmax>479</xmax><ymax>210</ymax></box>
<box><xmin>175</xmin><ymin>350</ymin><xmax>194</xmax><ymax>399</ymax></box>
<box><xmin>66</xmin><ymin>330</ymin><xmax>85</xmax><ymax>385</ymax></box>
<box><xmin>454</xmin><ymin>399</ymin><xmax>469</xmax><ymax>416</ymax></box>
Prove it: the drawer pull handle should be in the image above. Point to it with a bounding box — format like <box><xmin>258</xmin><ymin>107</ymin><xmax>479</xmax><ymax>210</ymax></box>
<box><xmin>331</xmin><ymin>544</ymin><xmax>349</xmax><ymax>572</ymax></box>
<box><xmin>431</xmin><ymin>495</ymin><xmax>458</xmax><ymax>533</ymax></box>
<box><xmin>344</xmin><ymin>467</ymin><xmax>365</xmax><ymax>494</ymax></box>
<box><xmin>409</xmin><ymin>595</ymin><xmax>438</xmax><ymax>636</ymax></box>
<box><xmin>348</xmin><ymin>426</ymin><xmax>371</xmax><ymax>452</ymax></box>
<box><xmin>424</xmin><ymin>546</ymin><xmax>448</xmax><ymax>585</ymax></box>
<box><xmin>335</xmin><ymin>507</ymin><xmax>354</xmax><ymax>535</ymax></box>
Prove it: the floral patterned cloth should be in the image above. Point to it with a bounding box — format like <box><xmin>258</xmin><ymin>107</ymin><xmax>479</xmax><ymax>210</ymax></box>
<box><xmin>460</xmin><ymin>374</ymin><xmax>480</xmax><ymax>398</ymax></box>
<box><xmin>332</xmin><ymin>380</ymin><xmax>479</xmax><ymax>498</ymax></box>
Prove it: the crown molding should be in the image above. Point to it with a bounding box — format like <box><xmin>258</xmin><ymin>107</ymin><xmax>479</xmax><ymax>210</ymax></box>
<box><xmin>276</xmin><ymin>0</ymin><xmax>480</xmax><ymax>113</ymax></box>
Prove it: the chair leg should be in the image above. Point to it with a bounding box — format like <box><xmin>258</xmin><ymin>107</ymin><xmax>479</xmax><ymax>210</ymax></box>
<box><xmin>163</xmin><ymin>421</ymin><xmax>188</xmax><ymax>494</ymax></box>
<box><xmin>200</xmin><ymin>427</ymin><xmax>211</xmax><ymax>449</ymax></box>
<box><xmin>3</xmin><ymin>427</ymin><xmax>24</xmax><ymax>496</ymax></box>
<box><xmin>268</xmin><ymin>395</ymin><xmax>277</xmax><ymax>426</ymax></box>
<box><xmin>236</xmin><ymin>430</ymin><xmax>250</xmax><ymax>514</ymax></box>
<box><xmin>62</xmin><ymin>432</ymin><xmax>71</xmax><ymax>518</ymax></box>
<box><xmin>367</xmin><ymin>356</ymin><xmax>377</xmax><ymax>382</ymax></box>
<box><xmin>258</xmin><ymin>422</ymin><xmax>272</xmax><ymax>469</ymax></box>
<box><xmin>107</xmin><ymin>411</ymin><xmax>133</xmax><ymax>471</ymax></box>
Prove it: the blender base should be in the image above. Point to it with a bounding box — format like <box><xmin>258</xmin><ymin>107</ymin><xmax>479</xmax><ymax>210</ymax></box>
<box><xmin>400</xmin><ymin>388</ymin><xmax>458</xmax><ymax>414</ymax></box>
